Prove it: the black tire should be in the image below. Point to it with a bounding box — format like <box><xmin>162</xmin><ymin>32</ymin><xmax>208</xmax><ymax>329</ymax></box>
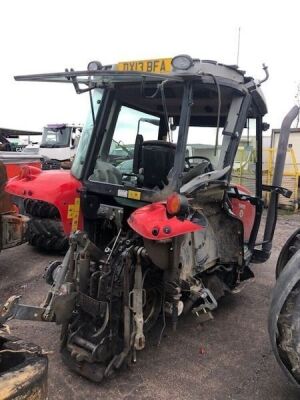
<box><xmin>24</xmin><ymin>198</ymin><xmax>60</xmax><ymax>218</ymax></box>
<box><xmin>277</xmin><ymin>279</ymin><xmax>300</xmax><ymax>382</ymax></box>
<box><xmin>27</xmin><ymin>217</ymin><xmax>68</xmax><ymax>253</ymax></box>
<box><xmin>276</xmin><ymin>229</ymin><xmax>300</xmax><ymax>278</ymax></box>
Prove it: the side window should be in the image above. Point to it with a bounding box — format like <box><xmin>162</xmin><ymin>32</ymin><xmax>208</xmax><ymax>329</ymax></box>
<box><xmin>172</xmin><ymin>126</ymin><xmax>221</xmax><ymax>169</ymax></box>
<box><xmin>71</xmin><ymin>89</ymin><xmax>103</xmax><ymax>179</ymax></box>
<box><xmin>107</xmin><ymin>106</ymin><xmax>159</xmax><ymax>174</ymax></box>
<box><xmin>231</xmin><ymin>119</ymin><xmax>257</xmax><ymax>195</ymax></box>
<box><xmin>90</xmin><ymin>105</ymin><xmax>159</xmax><ymax>183</ymax></box>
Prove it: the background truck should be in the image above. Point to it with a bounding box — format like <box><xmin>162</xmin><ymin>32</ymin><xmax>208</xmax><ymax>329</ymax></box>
<box><xmin>24</xmin><ymin>123</ymin><xmax>82</xmax><ymax>169</ymax></box>
<box><xmin>0</xmin><ymin>127</ymin><xmax>41</xmax><ymax>152</ymax></box>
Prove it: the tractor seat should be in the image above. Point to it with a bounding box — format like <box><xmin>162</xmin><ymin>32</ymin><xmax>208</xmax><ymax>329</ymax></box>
<box><xmin>133</xmin><ymin>137</ymin><xmax>176</xmax><ymax>189</ymax></box>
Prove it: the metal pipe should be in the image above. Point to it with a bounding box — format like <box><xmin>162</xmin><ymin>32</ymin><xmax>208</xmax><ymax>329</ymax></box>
<box><xmin>256</xmin><ymin>116</ymin><xmax>263</xmax><ymax>198</ymax></box>
<box><xmin>257</xmin><ymin>63</ymin><xmax>269</xmax><ymax>86</ymax></box>
<box><xmin>262</xmin><ymin>105</ymin><xmax>299</xmax><ymax>255</ymax></box>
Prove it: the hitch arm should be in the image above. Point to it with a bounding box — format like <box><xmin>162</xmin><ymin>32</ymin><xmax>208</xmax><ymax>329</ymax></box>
<box><xmin>0</xmin><ymin>296</ymin><xmax>53</xmax><ymax>325</ymax></box>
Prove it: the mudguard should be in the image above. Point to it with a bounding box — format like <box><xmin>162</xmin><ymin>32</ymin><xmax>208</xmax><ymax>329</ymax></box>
<box><xmin>229</xmin><ymin>184</ymin><xmax>256</xmax><ymax>242</ymax></box>
<box><xmin>5</xmin><ymin>166</ymin><xmax>82</xmax><ymax>235</ymax></box>
<box><xmin>275</xmin><ymin>228</ymin><xmax>300</xmax><ymax>278</ymax></box>
<box><xmin>0</xmin><ymin>152</ymin><xmax>41</xmax><ymax>179</ymax></box>
<box><xmin>268</xmin><ymin>250</ymin><xmax>300</xmax><ymax>387</ymax></box>
<box><xmin>128</xmin><ymin>202</ymin><xmax>204</xmax><ymax>240</ymax></box>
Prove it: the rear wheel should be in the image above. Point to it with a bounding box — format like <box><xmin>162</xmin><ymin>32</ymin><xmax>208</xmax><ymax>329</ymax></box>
<box><xmin>27</xmin><ymin>217</ymin><xmax>68</xmax><ymax>253</ymax></box>
<box><xmin>24</xmin><ymin>199</ymin><xmax>68</xmax><ymax>253</ymax></box>
<box><xmin>24</xmin><ymin>198</ymin><xmax>60</xmax><ymax>218</ymax></box>
<box><xmin>276</xmin><ymin>229</ymin><xmax>300</xmax><ymax>278</ymax></box>
<box><xmin>277</xmin><ymin>279</ymin><xmax>300</xmax><ymax>382</ymax></box>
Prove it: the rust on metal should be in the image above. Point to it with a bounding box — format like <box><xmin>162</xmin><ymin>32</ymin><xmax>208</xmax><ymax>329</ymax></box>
<box><xmin>0</xmin><ymin>336</ymin><xmax>48</xmax><ymax>399</ymax></box>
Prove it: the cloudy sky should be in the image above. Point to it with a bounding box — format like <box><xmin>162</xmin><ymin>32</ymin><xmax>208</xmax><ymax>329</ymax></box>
<box><xmin>0</xmin><ymin>0</ymin><xmax>299</xmax><ymax>132</ymax></box>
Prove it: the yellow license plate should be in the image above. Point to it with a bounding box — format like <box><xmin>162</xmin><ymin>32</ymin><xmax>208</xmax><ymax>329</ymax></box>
<box><xmin>117</xmin><ymin>58</ymin><xmax>172</xmax><ymax>73</ymax></box>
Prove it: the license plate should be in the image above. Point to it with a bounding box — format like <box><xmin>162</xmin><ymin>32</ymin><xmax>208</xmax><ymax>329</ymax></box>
<box><xmin>117</xmin><ymin>58</ymin><xmax>172</xmax><ymax>73</ymax></box>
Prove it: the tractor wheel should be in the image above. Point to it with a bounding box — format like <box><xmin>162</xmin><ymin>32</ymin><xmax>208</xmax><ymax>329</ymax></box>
<box><xmin>276</xmin><ymin>229</ymin><xmax>300</xmax><ymax>278</ymax></box>
<box><xmin>276</xmin><ymin>280</ymin><xmax>300</xmax><ymax>382</ymax></box>
<box><xmin>24</xmin><ymin>198</ymin><xmax>60</xmax><ymax>218</ymax></box>
<box><xmin>27</xmin><ymin>217</ymin><xmax>68</xmax><ymax>253</ymax></box>
<box><xmin>269</xmin><ymin>249</ymin><xmax>300</xmax><ymax>386</ymax></box>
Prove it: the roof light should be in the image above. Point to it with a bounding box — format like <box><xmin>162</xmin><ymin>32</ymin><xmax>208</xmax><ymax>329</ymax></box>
<box><xmin>87</xmin><ymin>61</ymin><xmax>102</xmax><ymax>71</ymax></box>
<box><xmin>171</xmin><ymin>55</ymin><xmax>193</xmax><ymax>70</ymax></box>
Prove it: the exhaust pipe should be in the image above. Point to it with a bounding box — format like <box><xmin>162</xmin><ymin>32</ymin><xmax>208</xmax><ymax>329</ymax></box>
<box><xmin>261</xmin><ymin>105</ymin><xmax>299</xmax><ymax>258</ymax></box>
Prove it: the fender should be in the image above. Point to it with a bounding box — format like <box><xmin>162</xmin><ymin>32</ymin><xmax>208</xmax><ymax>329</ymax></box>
<box><xmin>275</xmin><ymin>228</ymin><xmax>300</xmax><ymax>278</ymax></box>
<box><xmin>268</xmin><ymin>251</ymin><xmax>300</xmax><ymax>387</ymax></box>
<box><xmin>128</xmin><ymin>202</ymin><xmax>204</xmax><ymax>240</ymax></box>
<box><xmin>5</xmin><ymin>166</ymin><xmax>82</xmax><ymax>235</ymax></box>
<box><xmin>0</xmin><ymin>152</ymin><xmax>41</xmax><ymax>179</ymax></box>
<box><xmin>229</xmin><ymin>184</ymin><xmax>256</xmax><ymax>242</ymax></box>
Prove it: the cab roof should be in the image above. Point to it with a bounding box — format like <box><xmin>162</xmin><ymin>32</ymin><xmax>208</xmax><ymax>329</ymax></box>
<box><xmin>14</xmin><ymin>56</ymin><xmax>268</xmax><ymax>117</ymax></box>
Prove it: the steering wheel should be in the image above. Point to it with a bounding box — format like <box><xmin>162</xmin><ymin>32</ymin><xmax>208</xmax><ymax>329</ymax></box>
<box><xmin>184</xmin><ymin>156</ymin><xmax>213</xmax><ymax>172</ymax></box>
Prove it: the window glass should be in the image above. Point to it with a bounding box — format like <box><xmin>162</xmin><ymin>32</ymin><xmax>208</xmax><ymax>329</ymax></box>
<box><xmin>231</xmin><ymin>119</ymin><xmax>257</xmax><ymax>194</ymax></box>
<box><xmin>71</xmin><ymin>89</ymin><xmax>103</xmax><ymax>179</ymax></box>
<box><xmin>171</xmin><ymin>126</ymin><xmax>221</xmax><ymax>168</ymax></box>
<box><xmin>40</xmin><ymin>126</ymin><xmax>71</xmax><ymax>147</ymax></box>
<box><xmin>90</xmin><ymin>106</ymin><xmax>160</xmax><ymax>182</ymax></box>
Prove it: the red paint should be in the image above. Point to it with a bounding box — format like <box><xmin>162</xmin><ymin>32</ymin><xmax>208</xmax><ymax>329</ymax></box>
<box><xmin>3</xmin><ymin>160</ymin><xmax>41</xmax><ymax>179</ymax></box>
<box><xmin>230</xmin><ymin>184</ymin><xmax>256</xmax><ymax>241</ymax></box>
<box><xmin>6</xmin><ymin>167</ymin><xmax>82</xmax><ymax>234</ymax></box>
<box><xmin>128</xmin><ymin>202</ymin><xmax>203</xmax><ymax>240</ymax></box>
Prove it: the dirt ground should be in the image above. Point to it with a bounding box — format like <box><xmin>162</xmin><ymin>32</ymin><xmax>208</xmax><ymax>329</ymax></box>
<box><xmin>1</xmin><ymin>214</ymin><xmax>300</xmax><ymax>399</ymax></box>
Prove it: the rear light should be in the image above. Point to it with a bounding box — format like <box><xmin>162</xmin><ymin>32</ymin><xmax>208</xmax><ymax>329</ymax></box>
<box><xmin>166</xmin><ymin>193</ymin><xmax>188</xmax><ymax>216</ymax></box>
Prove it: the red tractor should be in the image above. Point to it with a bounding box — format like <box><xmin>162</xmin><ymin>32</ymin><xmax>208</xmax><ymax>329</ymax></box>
<box><xmin>1</xmin><ymin>56</ymin><xmax>295</xmax><ymax>383</ymax></box>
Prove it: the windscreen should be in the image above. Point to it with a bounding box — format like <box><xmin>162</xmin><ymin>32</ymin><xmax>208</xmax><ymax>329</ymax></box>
<box><xmin>40</xmin><ymin>126</ymin><xmax>71</xmax><ymax>148</ymax></box>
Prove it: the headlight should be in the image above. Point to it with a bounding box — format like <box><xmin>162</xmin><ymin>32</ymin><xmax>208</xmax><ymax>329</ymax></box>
<box><xmin>87</xmin><ymin>61</ymin><xmax>102</xmax><ymax>71</ymax></box>
<box><xmin>171</xmin><ymin>55</ymin><xmax>194</xmax><ymax>70</ymax></box>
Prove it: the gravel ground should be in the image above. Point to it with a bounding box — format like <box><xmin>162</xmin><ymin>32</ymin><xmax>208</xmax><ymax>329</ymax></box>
<box><xmin>1</xmin><ymin>214</ymin><xmax>300</xmax><ymax>399</ymax></box>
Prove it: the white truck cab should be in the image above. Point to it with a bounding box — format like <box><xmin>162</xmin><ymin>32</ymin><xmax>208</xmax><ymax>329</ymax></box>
<box><xmin>38</xmin><ymin>123</ymin><xmax>82</xmax><ymax>161</ymax></box>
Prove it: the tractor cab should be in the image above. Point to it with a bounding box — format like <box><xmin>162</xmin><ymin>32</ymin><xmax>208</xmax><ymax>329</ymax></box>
<box><xmin>64</xmin><ymin>56</ymin><xmax>269</xmax><ymax>254</ymax></box>
<box><xmin>3</xmin><ymin>56</ymin><xmax>294</xmax><ymax>383</ymax></box>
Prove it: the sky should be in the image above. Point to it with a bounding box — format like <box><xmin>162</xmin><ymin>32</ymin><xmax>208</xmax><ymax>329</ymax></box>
<box><xmin>0</xmin><ymin>0</ymin><xmax>299</xmax><ymax>134</ymax></box>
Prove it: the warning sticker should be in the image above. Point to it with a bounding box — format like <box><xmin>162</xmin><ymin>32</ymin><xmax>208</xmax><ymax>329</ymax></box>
<box><xmin>128</xmin><ymin>190</ymin><xmax>141</xmax><ymax>200</ymax></box>
<box><xmin>67</xmin><ymin>197</ymin><xmax>80</xmax><ymax>232</ymax></box>
<box><xmin>117</xmin><ymin>189</ymin><xmax>128</xmax><ymax>198</ymax></box>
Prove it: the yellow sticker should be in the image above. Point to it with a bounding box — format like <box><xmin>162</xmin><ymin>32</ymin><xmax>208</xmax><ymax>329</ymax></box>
<box><xmin>67</xmin><ymin>205</ymin><xmax>74</xmax><ymax>219</ymax></box>
<box><xmin>74</xmin><ymin>197</ymin><xmax>80</xmax><ymax>211</ymax></box>
<box><xmin>67</xmin><ymin>197</ymin><xmax>80</xmax><ymax>231</ymax></box>
<box><xmin>128</xmin><ymin>190</ymin><xmax>141</xmax><ymax>201</ymax></box>
<box><xmin>72</xmin><ymin>215</ymin><xmax>79</xmax><ymax>232</ymax></box>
